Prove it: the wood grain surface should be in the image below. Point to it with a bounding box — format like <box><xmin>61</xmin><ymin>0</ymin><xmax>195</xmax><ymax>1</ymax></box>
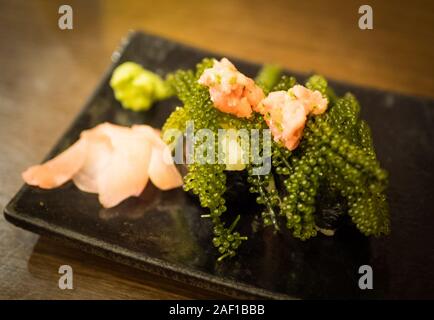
<box><xmin>0</xmin><ymin>0</ymin><xmax>433</xmax><ymax>299</ymax></box>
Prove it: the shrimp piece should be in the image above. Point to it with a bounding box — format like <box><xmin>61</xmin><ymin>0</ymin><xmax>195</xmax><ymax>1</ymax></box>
<box><xmin>258</xmin><ymin>91</ymin><xmax>307</xmax><ymax>151</ymax></box>
<box><xmin>290</xmin><ymin>85</ymin><xmax>328</xmax><ymax>115</ymax></box>
<box><xmin>198</xmin><ymin>58</ymin><xmax>264</xmax><ymax>118</ymax></box>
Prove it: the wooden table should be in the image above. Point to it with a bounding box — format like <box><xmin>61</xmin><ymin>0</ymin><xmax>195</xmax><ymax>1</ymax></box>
<box><xmin>0</xmin><ymin>0</ymin><xmax>433</xmax><ymax>299</ymax></box>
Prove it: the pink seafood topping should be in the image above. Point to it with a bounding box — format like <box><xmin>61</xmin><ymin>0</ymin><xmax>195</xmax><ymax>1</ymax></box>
<box><xmin>22</xmin><ymin>123</ymin><xmax>183</xmax><ymax>208</ymax></box>
<box><xmin>290</xmin><ymin>85</ymin><xmax>328</xmax><ymax>115</ymax></box>
<box><xmin>198</xmin><ymin>58</ymin><xmax>264</xmax><ymax>118</ymax></box>
<box><xmin>258</xmin><ymin>91</ymin><xmax>306</xmax><ymax>150</ymax></box>
<box><xmin>257</xmin><ymin>86</ymin><xmax>328</xmax><ymax>151</ymax></box>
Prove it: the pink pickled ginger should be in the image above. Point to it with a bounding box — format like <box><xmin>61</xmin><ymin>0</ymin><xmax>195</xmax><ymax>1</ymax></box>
<box><xmin>22</xmin><ymin>123</ymin><xmax>183</xmax><ymax>208</ymax></box>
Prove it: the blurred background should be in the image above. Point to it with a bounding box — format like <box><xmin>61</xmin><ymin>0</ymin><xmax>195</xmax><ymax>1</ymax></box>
<box><xmin>0</xmin><ymin>0</ymin><xmax>433</xmax><ymax>299</ymax></box>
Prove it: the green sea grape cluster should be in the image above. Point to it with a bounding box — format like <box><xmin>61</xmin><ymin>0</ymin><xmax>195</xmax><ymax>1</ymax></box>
<box><xmin>159</xmin><ymin>58</ymin><xmax>390</xmax><ymax>260</ymax></box>
<box><xmin>163</xmin><ymin>59</ymin><xmax>249</xmax><ymax>261</ymax></box>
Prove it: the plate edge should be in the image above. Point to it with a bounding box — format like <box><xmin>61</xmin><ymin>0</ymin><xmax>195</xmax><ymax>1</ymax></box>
<box><xmin>3</xmin><ymin>204</ymin><xmax>295</xmax><ymax>300</ymax></box>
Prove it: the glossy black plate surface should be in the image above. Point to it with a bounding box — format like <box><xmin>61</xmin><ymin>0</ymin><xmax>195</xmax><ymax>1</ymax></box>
<box><xmin>4</xmin><ymin>31</ymin><xmax>434</xmax><ymax>299</ymax></box>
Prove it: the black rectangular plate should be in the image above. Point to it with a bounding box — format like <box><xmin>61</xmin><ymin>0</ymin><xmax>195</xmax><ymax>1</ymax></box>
<box><xmin>4</xmin><ymin>31</ymin><xmax>434</xmax><ymax>299</ymax></box>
